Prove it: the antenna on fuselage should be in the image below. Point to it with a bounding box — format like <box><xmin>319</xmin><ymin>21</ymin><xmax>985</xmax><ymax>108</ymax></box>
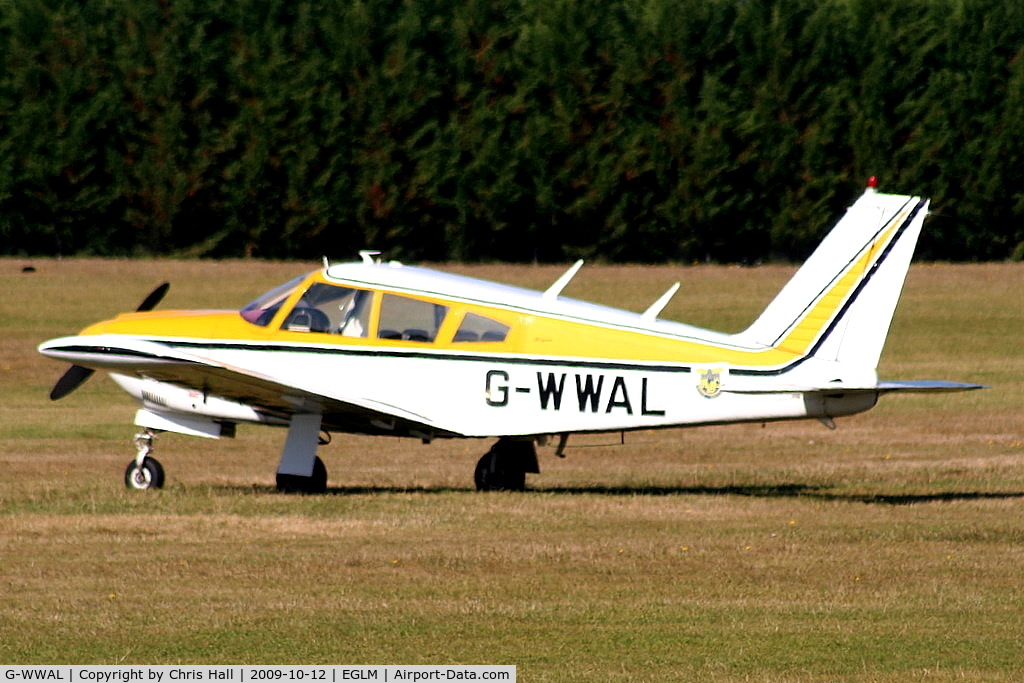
<box><xmin>641</xmin><ymin>282</ymin><xmax>680</xmax><ymax>322</ymax></box>
<box><xmin>359</xmin><ymin>250</ymin><xmax>382</xmax><ymax>264</ymax></box>
<box><xmin>543</xmin><ymin>259</ymin><xmax>584</xmax><ymax>300</ymax></box>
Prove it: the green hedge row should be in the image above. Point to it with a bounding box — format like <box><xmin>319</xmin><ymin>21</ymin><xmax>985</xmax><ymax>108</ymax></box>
<box><xmin>2</xmin><ymin>0</ymin><xmax>1023</xmax><ymax>262</ymax></box>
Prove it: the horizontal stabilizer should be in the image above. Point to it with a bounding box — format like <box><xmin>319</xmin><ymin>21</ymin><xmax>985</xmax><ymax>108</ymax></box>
<box><xmin>722</xmin><ymin>380</ymin><xmax>984</xmax><ymax>395</ymax></box>
<box><xmin>875</xmin><ymin>380</ymin><xmax>986</xmax><ymax>393</ymax></box>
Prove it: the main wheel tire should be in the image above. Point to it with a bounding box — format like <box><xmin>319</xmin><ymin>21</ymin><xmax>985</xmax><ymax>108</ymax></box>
<box><xmin>276</xmin><ymin>456</ymin><xmax>328</xmax><ymax>494</ymax></box>
<box><xmin>124</xmin><ymin>456</ymin><xmax>165</xmax><ymax>490</ymax></box>
<box><xmin>474</xmin><ymin>450</ymin><xmax>526</xmax><ymax>492</ymax></box>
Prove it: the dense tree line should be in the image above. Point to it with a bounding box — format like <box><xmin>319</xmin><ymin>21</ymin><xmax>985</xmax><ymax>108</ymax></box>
<box><xmin>2</xmin><ymin>0</ymin><xmax>1023</xmax><ymax>262</ymax></box>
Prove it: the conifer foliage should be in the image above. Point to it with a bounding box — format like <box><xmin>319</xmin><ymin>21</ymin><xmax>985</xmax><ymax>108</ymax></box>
<box><xmin>2</xmin><ymin>0</ymin><xmax>1022</xmax><ymax>261</ymax></box>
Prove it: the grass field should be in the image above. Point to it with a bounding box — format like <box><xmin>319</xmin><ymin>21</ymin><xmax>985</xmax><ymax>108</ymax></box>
<box><xmin>1</xmin><ymin>257</ymin><xmax>1022</xmax><ymax>680</ymax></box>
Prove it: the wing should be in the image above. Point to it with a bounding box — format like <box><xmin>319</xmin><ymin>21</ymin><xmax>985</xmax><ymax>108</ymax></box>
<box><xmin>38</xmin><ymin>335</ymin><xmax>461</xmax><ymax>438</ymax></box>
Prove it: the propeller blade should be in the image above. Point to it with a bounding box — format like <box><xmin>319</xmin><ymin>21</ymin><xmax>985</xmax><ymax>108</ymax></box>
<box><xmin>48</xmin><ymin>283</ymin><xmax>168</xmax><ymax>400</ymax></box>
<box><xmin>50</xmin><ymin>365</ymin><xmax>95</xmax><ymax>401</ymax></box>
<box><xmin>136</xmin><ymin>282</ymin><xmax>170</xmax><ymax>312</ymax></box>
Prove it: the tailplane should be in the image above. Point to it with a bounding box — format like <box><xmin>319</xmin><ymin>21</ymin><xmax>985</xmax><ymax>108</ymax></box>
<box><xmin>733</xmin><ymin>187</ymin><xmax>928</xmax><ymax>369</ymax></box>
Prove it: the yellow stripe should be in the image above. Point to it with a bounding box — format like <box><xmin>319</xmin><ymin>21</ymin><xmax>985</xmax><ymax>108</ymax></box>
<box><xmin>774</xmin><ymin>205</ymin><xmax>909</xmax><ymax>356</ymax></box>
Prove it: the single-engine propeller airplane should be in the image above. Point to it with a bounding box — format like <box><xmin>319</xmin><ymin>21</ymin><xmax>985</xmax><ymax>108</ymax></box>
<box><xmin>39</xmin><ymin>184</ymin><xmax>982</xmax><ymax>492</ymax></box>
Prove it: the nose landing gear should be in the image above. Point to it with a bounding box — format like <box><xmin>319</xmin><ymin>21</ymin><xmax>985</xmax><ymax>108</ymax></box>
<box><xmin>124</xmin><ymin>429</ymin><xmax>165</xmax><ymax>490</ymax></box>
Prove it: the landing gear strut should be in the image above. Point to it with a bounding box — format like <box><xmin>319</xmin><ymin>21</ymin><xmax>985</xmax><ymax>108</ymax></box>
<box><xmin>124</xmin><ymin>429</ymin><xmax>165</xmax><ymax>490</ymax></box>
<box><xmin>275</xmin><ymin>413</ymin><xmax>328</xmax><ymax>493</ymax></box>
<box><xmin>474</xmin><ymin>438</ymin><xmax>540</xmax><ymax>491</ymax></box>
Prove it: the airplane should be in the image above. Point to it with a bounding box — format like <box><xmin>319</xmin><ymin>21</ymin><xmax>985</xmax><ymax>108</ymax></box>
<box><xmin>38</xmin><ymin>182</ymin><xmax>983</xmax><ymax>493</ymax></box>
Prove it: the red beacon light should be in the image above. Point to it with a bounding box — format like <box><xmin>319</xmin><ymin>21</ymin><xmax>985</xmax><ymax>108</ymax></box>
<box><xmin>867</xmin><ymin>176</ymin><xmax>879</xmax><ymax>189</ymax></box>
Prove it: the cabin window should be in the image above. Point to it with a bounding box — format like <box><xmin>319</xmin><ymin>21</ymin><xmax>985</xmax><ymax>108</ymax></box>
<box><xmin>240</xmin><ymin>275</ymin><xmax>305</xmax><ymax>327</ymax></box>
<box><xmin>282</xmin><ymin>283</ymin><xmax>372</xmax><ymax>336</ymax></box>
<box><xmin>377</xmin><ymin>294</ymin><xmax>448</xmax><ymax>342</ymax></box>
<box><xmin>453</xmin><ymin>313</ymin><xmax>510</xmax><ymax>343</ymax></box>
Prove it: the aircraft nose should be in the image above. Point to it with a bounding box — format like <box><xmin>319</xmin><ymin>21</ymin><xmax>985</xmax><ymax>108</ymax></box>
<box><xmin>38</xmin><ymin>336</ymin><xmax>82</xmax><ymax>361</ymax></box>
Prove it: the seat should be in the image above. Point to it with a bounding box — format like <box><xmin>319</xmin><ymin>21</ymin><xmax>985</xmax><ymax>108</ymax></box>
<box><xmin>403</xmin><ymin>328</ymin><xmax>430</xmax><ymax>342</ymax></box>
<box><xmin>284</xmin><ymin>307</ymin><xmax>331</xmax><ymax>333</ymax></box>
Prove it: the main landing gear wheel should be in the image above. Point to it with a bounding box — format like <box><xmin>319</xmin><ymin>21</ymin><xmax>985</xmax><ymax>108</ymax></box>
<box><xmin>125</xmin><ymin>456</ymin><xmax>165</xmax><ymax>490</ymax></box>
<box><xmin>125</xmin><ymin>429</ymin><xmax>165</xmax><ymax>490</ymax></box>
<box><xmin>276</xmin><ymin>456</ymin><xmax>328</xmax><ymax>494</ymax></box>
<box><xmin>474</xmin><ymin>439</ymin><xmax>540</xmax><ymax>492</ymax></box>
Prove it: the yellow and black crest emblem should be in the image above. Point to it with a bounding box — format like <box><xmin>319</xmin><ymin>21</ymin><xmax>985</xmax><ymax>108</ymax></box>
<box><xmin>696</xmin><ymin>367</ymin><xmax>725</xmax><ymax>398</ymax></box>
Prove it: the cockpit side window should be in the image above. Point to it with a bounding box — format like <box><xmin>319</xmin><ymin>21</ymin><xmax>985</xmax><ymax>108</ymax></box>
<box><xmin>282</xmin><ymin>283</ymin><xmax>372</xmax><ymax>336</ymax></box>
<box><xmin>377</xmin><ymin>293</ymin><xmax>448</xmax><ymax>342</ymax></box>
<box><xmin>453</xmin><ymin>312</ymin><xmax>510</xmax><ymax>343</ymax></box>
<box><xmin>240</xmin><ymin>275</ymin><xmax>305</xmax><ymax>327</ymax></box>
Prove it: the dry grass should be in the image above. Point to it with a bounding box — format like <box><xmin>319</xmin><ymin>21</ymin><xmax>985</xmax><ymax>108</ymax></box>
<box><xmin>2</xmin><ymin>257</ymin><xmax>1023</xmax><ymax>680</ymax></box>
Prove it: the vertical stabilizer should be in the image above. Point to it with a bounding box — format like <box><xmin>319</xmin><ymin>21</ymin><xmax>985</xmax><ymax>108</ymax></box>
<box><xmin>733</xmin><ymin>189</ymin><xmax>929</xmax><ymax>370</ymax></box>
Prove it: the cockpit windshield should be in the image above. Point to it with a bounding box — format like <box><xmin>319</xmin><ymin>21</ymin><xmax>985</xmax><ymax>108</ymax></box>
<box><xmin>240</xmin><ymin>275</ymin><xmax>305</xmax><ymax>327</ymax></box>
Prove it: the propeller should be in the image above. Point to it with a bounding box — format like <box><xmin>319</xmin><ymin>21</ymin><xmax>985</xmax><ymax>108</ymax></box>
<box><xmin>49</xmin><ymin>364</ymin><xmax>95</xmax><ymax>401</ymax></box>
<box><xmin>48</xmin><ymin>282</ymin><xmax>170</xmax><ymax>401</ymax></box>
<box><xmin>136</xmin><ymin>282</ymin><xmax>170</xmax><ymax>313</ymax></box>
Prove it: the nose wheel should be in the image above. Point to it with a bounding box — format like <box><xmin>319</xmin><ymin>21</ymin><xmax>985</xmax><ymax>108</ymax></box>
<box><xmin>124</xmin><ymin>429</ymin><xmax>165</xmax><ymax>490</ymax></box>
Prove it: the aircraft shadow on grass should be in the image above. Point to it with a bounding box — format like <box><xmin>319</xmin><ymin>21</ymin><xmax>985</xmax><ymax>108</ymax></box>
<box><xmin>208</xmin><ymin>483</ymin><xmax>1024</xmax><ymax>506</ymax></box>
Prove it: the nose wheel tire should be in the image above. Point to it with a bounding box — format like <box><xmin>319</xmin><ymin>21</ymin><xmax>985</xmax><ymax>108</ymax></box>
<box><xmin>125</xmin><ymin>456</ymin><xmax>165</xmax><ymax>490</ymax></box>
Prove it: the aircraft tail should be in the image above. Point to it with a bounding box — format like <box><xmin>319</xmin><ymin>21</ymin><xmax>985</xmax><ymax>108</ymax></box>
<box><xmin>733</xmin><ymin>187</ymin><xmax>929</xmax><ymax>369</ymax></box>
